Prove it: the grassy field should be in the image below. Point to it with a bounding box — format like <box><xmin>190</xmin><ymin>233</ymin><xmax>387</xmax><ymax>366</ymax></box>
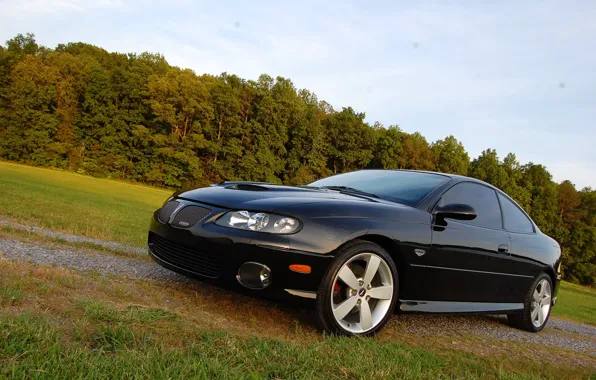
<box><xmin>0</xmin><ymin>161</ymin><xmax>170</xmax><ymax>247</ymax></box>
<box><xmin>0</xmin><ymin>161</ymin><xmax>595</xmax><ymax>378</ymax></box>
<box><xmin>1</xmin><ymin>259</ymin><xmax>594</xmax><ymax>379</ymax></box>
<box><xmin>552</xmin><ymin>281</ymin><xmax>596</xmax><ymax>326</ymax></box>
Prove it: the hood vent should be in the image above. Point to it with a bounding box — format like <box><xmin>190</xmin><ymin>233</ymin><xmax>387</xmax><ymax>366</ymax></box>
<box><xmin>226</xmin><ymin>184</ymin><xmax>270</xmax><ymax>191</ymax></box>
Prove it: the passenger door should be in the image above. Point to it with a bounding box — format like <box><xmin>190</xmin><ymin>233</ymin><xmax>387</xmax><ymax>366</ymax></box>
<box><xmin>408</xmin><ymin>182</ymin><xmax>516</xmax><ymax>304</ymax></box>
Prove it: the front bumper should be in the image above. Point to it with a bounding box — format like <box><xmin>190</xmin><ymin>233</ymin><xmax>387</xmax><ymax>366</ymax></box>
<box><xmin>148</xmin><ymin>201</ymin><xmax>333</xmax><ymax>300</ymax></box>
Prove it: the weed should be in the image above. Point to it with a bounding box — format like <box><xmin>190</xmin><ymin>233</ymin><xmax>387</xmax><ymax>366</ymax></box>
<box><xmin>0</xmin><ymin>285</ymin><xmax>23</xmax><ymax>306</ymax></box>
<box><xmin>78</xmin><ymin>299</ymin><xmax>178</xmax><ymax>324</ymax></box>
<box><xmin>87</xmin><ymin>324</ymin><xmax>149</xmax><ymax>352</ymax></box>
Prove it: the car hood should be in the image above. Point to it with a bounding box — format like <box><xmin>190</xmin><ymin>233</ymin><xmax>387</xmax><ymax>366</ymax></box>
<box><xmin>176</xmin><ymin>182</ymin><xmax>375</xmax><ymax>212</ymax></box>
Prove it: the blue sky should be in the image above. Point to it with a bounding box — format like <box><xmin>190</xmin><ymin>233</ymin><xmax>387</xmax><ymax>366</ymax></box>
<box><xmin>1</xmin><ymin>0</ymin><xmax>595</xmax><ymax>188</ymax></box>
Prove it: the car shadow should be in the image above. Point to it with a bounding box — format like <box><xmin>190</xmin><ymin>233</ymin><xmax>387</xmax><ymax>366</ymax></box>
<box><xmin>154</xmin><ymin>270</ymin><xmax>320</xmax><ymax>334</ymax></box>
<box><xmin>154</xmin><ymin>268</ymin><xmax>519</xmax><ymax>337</ymax></box>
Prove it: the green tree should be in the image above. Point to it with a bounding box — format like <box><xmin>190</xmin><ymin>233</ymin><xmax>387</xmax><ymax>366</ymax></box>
<box><xmin>324</xmin><ymin>107</ymin><xmax>374</xmax><ymax>173</ymax></box>
<box><xmin>558</xmin><ymin>180</ymin><xmax>583</xmax><ymax>228</ymax></box>
<box><xmin>285</xmin><ymin>89</ymin><xmax>331</xmax><ymax>184</ymax></box>
<box><xmin>1</xmin><ymin>54</ymin><xmax>61</xmax><ymax>164</ymax></box>
<box><xmin>469</xmin><ymin>149</ymin><xmax>508</xmax><ymax>188</ymax></box>
<box><xmin>148</xmin><ymin>68</ymin><xmax>212</xmax><ymax>142</ymax></box>
<box><xmin>519</xmin><ymin>164</ymin><xmax>561</xmax><ymax>236</ymax></box>
<box><xmin>431</xmin><ymin>135</ymin><xmax>469</xmax><ymax>175</ymax></box>
<box><xmin>371</xmin><ymin>125</ymin><xmax>403</xmax><ymax>169</ymax></box>
<box><xmin>399</xmin><ymin>132</ymin><xmax>435</xmax><ymax>170</ymax></box>
<box><xmin>562</xmin><ymin>188</ymin><xmax>596</xmax><ymax>284</ymax></box>
<box><xmin>500</xmin><ymin>153</ymin><xmax>532</xmax><ymax>210</ymax></box>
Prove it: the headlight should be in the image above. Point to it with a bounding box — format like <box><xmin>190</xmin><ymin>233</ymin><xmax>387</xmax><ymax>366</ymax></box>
<box><xmin>216</xmin><ymin>211</ymin><xmax>300</xmax><ymax>234</ymax></box>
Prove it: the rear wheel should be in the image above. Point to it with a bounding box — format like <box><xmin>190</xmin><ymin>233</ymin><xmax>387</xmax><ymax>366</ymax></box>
<box><xmin>508</xmin><ymin>273</ymin><xmax>552</xmax><ymax>332</ymax></box>
<box><xmin>315</xmin><ymin>241</ymin><xmax>398</xmax><ymax>336</ymax></box>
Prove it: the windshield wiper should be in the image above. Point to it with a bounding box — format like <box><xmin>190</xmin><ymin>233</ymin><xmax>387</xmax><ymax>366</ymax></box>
<box><xmin>319</xmin><ymin>186</ymin><xmax>381</xmax><ymax>199</ymax></box>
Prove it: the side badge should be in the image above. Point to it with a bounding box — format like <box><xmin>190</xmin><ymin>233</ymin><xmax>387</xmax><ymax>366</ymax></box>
<box><xmin>414</xmin><ymin>249</ymin><xmax>426</xmax><ymax>257</ymax></box>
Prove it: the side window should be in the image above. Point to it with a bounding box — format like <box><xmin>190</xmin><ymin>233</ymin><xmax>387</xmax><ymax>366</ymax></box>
<box><xmin>498</xmin><ymin>193</ymin><xmax>534</xmax><ymax>233</ymax></box>
<box><xmin>437</xmin><ymin>182</ymin><xmax>502</xmax><ymax>229</ymax></box>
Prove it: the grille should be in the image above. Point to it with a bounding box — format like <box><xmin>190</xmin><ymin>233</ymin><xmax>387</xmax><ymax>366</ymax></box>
<box><xmin>171</xmin><ymin>205</ymin><xmax>211</xmax><ymax>228</ymax></box>
<box><xmin>149</xmin><ymin>233</ymin><xmax>220</xmax><ymax>278</ymax></box>
<box><xmin>158</xmin><ymin>201</ymin><xmax>179</xmax><ymax>224</ymax></box>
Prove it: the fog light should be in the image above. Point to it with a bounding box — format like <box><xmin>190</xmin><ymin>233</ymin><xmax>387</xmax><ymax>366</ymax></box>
<box><xmin>237</xmin><ymin>262</ymin><xmax>271</xmax><ymax>289</ymax></box>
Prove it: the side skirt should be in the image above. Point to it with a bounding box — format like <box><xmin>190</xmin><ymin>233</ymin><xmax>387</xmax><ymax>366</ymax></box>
<box><xmin>399</xmin><ymin>300</ymin><xmax>524</xmax><ymax>314</ymax></box>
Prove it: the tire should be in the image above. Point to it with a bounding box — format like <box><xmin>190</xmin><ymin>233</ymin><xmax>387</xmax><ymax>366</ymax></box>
<box><xmin>507</xmin><ymin>273</ymin><xmax>553</xmax><ymax>332</ymax></box>
<box><xmin>315</xmin><ymin>240</ymin><xmax>399</xmax><ymax>336</ymax></box>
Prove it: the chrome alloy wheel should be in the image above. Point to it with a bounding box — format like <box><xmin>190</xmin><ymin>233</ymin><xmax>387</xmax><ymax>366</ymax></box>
<box><xmin>330</xmin><ymin>252</ymin><xmax>394</xmax><ymax>334</ymax></box>
<box><xmin>531</xmin><ymin>279</ymin><xmax>552</xmax><ymax>328</ymax></box>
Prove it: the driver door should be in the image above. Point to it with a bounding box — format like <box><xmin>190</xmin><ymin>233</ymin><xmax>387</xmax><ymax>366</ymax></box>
<box><xmin>408</xmin><ymin>182</ymin><xmax>518</xmax><ymax>305</ymax></box>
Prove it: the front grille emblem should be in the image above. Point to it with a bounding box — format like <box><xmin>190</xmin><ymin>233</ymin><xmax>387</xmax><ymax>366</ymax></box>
<box><xmin>170</xmin><ymin>205</ymin><xmax>212</xmax><ymax>228</ymax></box>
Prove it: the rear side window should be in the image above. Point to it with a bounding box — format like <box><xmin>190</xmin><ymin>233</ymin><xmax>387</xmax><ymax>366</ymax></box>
<box><xmin>498</xmin><ymin>193</ymin><xmax>534</xmax><ymax>233</ymax></box>
<box><xmin>437</xmin><ymin>182</ymin><xmax>502</xmax><ymax>229</ymax></box>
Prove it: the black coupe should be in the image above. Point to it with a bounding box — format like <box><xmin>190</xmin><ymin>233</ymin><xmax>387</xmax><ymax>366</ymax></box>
<box><xmin>148</xmin><ymin>170</ymin><xmax>561</xmax><ymax>336</ymax></box>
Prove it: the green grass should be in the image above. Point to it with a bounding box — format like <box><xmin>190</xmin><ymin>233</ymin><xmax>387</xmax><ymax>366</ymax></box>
<box><xmin>0</xmin><ymin>161</ymin><xmax>171</xmax><ymax>247</ymax></box>
<box><xmin>551</xmin><ymin>281</ymin><xmax>596</xmax><ymax>326</ymax></box>
<box><xmin>0</xmin><ymin>259</ymin><xmax>593</xmax><ymax>379</ymax></box>
<box><xmin>0</xmin><ymin>285</ymin><xmax>23</xmax><ymax>306</ymax></box>
<box><xmin>1</xmin><ymin>313</ymin><xmax>589</xmax><ymax>379</ymax></box>
<box><xmin>78</xmin><ymin>299</ymin><xmax>179</xmax><ymax>324</ymax></box>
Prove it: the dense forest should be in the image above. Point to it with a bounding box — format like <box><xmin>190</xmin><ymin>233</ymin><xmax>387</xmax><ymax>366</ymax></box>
<box><xmin>0</xmin><ymin>34</ymin><xmax>594</xmax><ymax>285</ymax></box>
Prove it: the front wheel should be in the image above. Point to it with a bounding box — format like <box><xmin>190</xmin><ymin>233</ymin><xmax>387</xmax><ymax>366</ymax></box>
<box><xmin>315</xmin><ymin>240</ymin><xmax>399</xmax><ymax>336</ymax></box>
<box><xmin>508</xmin><ymin>273</ymin><xmax>553</xmax><ymax>332</ymax></box>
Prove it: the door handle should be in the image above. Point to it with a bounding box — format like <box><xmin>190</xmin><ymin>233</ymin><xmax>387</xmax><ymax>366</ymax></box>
<box><xmin>498</xmin><ymin>244</ymin><xmax>509</xmax><ymax>254</ymax></box>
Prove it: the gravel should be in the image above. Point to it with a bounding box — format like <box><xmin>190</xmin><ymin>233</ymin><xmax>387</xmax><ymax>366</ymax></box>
<box><xmin>395</xmin><ymin>314</ymin><xmax>596</xmax><ymax>352</ymax></box>
<box><xmin>0</xmin><ymin>217</ymin><xmax>146</xmax><ymax>256</ymax></box>
<box><xmin>0</xmin><ymin>237</ymin><xmax>188</xmax><ymax>283</ymax></box>
<box><xmin>1</xmin><ymin>234</ymin><xmax>595</xmax><ymax>355</ymax></box>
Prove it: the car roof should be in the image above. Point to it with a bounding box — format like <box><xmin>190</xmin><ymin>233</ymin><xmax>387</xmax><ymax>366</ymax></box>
<box><xmin>381</xmin><ymin>169</ymin><xmax>500</xmax><ymax>191</ymax></box>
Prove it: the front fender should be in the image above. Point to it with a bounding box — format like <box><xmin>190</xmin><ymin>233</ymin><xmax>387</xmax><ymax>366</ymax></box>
<box><xmin>278</xmin><ymin>202</ymin><xmax>432</xmax><ymax>256</ymax></box>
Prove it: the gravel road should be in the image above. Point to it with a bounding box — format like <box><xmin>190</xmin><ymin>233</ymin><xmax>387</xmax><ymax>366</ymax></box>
<box><xmin>1</xmin><ymin>230</ymin><xmax>595</xmax><ymax>356</ymax></box>
<box><xmin>0</xmin><ymin>237</ymin><xmax>187</xmax><ymax>283</ymax></box>
<box><xmin>0</xmin><ymin>217</ymin><xmax>145</xmax><ymax>255</ymax></box>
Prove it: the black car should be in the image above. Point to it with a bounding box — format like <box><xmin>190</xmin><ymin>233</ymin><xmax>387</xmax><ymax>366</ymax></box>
<box><xmin>148</xmin><ymin>170</ymin><xmax>561</xmax><ymax>336</ymax></box>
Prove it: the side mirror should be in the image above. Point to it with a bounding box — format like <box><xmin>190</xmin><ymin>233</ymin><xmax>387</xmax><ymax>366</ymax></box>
<box><xmin>434</xmin><ymin>203</ymin><xmax>477</xmax><ymax>221</ymax></box>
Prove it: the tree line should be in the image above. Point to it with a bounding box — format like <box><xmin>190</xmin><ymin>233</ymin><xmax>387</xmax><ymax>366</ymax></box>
<box><xmin>0</xmin><ymin>34</ymin><xmax>594</xmax><ymax>285</ymax></box>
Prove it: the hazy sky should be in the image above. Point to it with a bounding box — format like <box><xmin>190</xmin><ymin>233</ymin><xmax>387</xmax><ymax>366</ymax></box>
<box><xmin>1</xmin><ymin>0</ymin><xmax>595</xmax><ymax>188</ymax></box>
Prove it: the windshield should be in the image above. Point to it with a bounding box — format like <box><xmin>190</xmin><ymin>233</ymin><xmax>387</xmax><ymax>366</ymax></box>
<box><xmin>309</xmin><ymin>170</ymin><xmax>449</xmax><ymax>206</ymax></box>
